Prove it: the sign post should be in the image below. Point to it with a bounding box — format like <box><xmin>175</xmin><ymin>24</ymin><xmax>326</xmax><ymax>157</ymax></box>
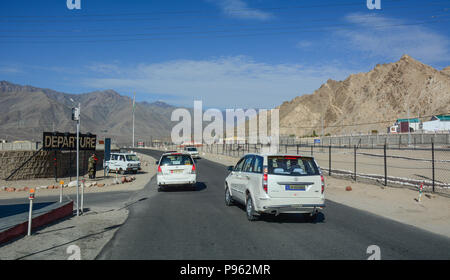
<box><xmin>28</xmin><ymin>188</ymin><xmax>35</xmax><ymax>236</ymax></box>
<box><xmin>104</xmin><ymin>138</ymin><xmax>111</xmax><ymax>178</ymax></box>
<box><xmin>42</xmin><ymin>132</ymin><xmax>96</xmax><ymax>151</ymax></box>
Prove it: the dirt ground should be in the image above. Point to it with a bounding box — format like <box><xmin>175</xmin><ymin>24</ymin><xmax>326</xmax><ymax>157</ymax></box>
<box><xmin>198</xmin><ymin>150</ymin><xmax>450</xmax><ymax>238</ymax></box>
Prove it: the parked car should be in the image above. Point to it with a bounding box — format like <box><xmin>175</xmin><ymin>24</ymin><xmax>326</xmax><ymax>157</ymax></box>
<box><xmin>224</xmin><ymin>154</ymin><xmax>325</xmax><ymax>221</ymax></box>
<box><xmin>184</xmin><ymin>146</ymin><xmax>200</xmax><ymax>159</ymax></box>
<box><xmin>156</xmin><ymin>152</ymin><xmax>197</xmax><ymax>190</ymax></box>
<box><xmin>105</xmin><ymin>152</ymin><xmax>141</xmax><ymax>174</ymax></box>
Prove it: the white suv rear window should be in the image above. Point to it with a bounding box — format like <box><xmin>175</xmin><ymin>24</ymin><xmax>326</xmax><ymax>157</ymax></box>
<box><xmin>268</xmin><ymin>156</ymin><xmax>319</xmax><ymax>176</ymax></box>
<box><xmin>160</xmin><ymin>154</ymin><xmax>193</xmax><ymax>166</ymax></box>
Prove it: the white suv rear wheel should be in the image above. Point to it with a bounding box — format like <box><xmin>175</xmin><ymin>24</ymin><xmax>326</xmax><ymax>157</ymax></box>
<box><xmin>246</xmin><ymin>196</ymin><xmax>258</xmax><ymax>221</ymax></box>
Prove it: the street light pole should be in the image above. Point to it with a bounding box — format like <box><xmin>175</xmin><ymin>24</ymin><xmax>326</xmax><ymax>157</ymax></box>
<box><xmin>76</xmin><ymin>102</ymin><xmax>80</xmax><ymax>216</ymax></box>
<box><xmin>70</xmin><ymin>99</ymin><xmax>81</xmax><ymax>216</ymax></box>
<box><xmin>132</xmin><ymin>93</ymin><xmax>136</xmax><ymax>148</ymax></box>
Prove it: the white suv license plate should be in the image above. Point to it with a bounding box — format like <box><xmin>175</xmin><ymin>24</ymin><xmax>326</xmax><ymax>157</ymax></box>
<box><xmin>285</xmin><ymin>185</ymin><xmax>306</xmax><ymax>191</ymax></box>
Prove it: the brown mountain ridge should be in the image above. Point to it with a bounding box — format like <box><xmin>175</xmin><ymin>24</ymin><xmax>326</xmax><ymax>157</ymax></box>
<box><xmin>277</xmin><ymin>55</ymin><xmax>450</xmax><ymax>137</ymax></box>
<box><xmin>0</xmin><ymin>81</ymin><xmax>176</xmax><ymax>144</ymax></box>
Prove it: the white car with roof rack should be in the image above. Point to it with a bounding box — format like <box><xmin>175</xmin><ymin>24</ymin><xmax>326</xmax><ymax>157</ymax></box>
<box><xmin>156</xmin><ymin>152</ymin><xmax>197</xmax><ymax>190</ymax></box>
<box><xmin>224</xmin><ymin>153</ymin><xmax>325</xmax><ymax>221</ymax></box>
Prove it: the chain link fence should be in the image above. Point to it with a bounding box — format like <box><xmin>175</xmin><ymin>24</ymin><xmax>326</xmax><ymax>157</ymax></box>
<box><xmin>165</xmin><ymin>141</ymin><xmax>450</xmax><ymax>197</ymax></box>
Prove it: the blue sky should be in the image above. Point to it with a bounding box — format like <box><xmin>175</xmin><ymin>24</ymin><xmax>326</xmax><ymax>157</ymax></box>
<box><xmin>0</xmin><ymin>0</ymin><xmax>449</xmax><ymax>108</ymax></box>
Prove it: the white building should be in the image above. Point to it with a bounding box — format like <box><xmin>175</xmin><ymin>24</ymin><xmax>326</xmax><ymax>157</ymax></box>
<box><xmin>388</xmin><ymin>118</ymin><xmax>420</xmax><ymax>133</ymax></box>
<box><xmin>422</xmin><ymin>115</ymin><xmax>450</xmax><ymax>132</ymax></box>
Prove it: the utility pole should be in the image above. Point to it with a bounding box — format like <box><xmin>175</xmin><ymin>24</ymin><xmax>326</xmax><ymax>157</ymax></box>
<box><xmin>71</xmin><ymin>102</ymin><xmax>81</xmax><ymax>216</ymax></box>
<box><xmin>132</xmin><ymin>93</ymin><xmax>136</xmax><ymax>148</ymax></box>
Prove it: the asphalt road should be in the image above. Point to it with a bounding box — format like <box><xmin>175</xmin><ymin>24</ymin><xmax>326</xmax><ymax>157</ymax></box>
<box><xmin>98</xmin><ymin>149</ymin><xmax>450</xmax><ymax>260</ymax></box>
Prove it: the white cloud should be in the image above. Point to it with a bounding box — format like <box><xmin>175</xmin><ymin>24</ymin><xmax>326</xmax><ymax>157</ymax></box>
<box><xmin>0</xmin><ymin>66</ymin><xmax>22</xmax><ymax>74</ymax></box>
<box><xmin>86</xmin><ymin>62</ymin><xmax>122</xmax><ymax>74</ymax></box>
<box><xmin>336</xmin><ymin>13</ymin><xmax>450</xmax><ymax>63</ymax></box>
<box><xmin>207</xmin><ymin>0</ymin><xmax>273</xmax><ymax>20</ymax></box>
<box><xmin>82</xmin><ymin>56</ymin><xmax>359</xmax><ymax>108</ymax></box>
<box><xmin>296</xmin><ymin>40</ymin><xmax>313</xmax><ymax>49</ymax></box>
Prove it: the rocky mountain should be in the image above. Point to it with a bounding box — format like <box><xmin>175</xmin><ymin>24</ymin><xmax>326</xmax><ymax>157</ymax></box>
<box><xmin>0</xmin><ymin>81</ymin><xmax>176</xmax><ymax>145</ymax></box>
<box><xmin>277</xmin><ymin>55</ymin><xmax>450</xmax><ymax>137</ymax></box>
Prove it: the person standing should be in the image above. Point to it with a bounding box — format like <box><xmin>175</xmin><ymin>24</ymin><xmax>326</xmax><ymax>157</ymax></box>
<box><xmin>88</xmin><ymin>153</ymin><xmax>98</xmax><ymax>179</ymax></box>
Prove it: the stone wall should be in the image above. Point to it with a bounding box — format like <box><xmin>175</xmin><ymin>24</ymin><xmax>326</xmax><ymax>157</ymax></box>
<box><xmin>0</xmin><ymin>150</ymin><xmax>104</xmax><ymax>180</ymax></box>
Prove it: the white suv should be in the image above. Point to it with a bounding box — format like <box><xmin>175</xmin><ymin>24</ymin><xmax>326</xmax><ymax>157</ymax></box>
<box><xmin>156</xmin><ymin>152</ymin><xmax>197</xmax><ymax>190</ymax></box>
<box><xmin>184</xmin><ymin>146</ymin><xmax>200</xmax><ymax>159</ymax></box>
<box><xmin>224</xmin><ymin>154</ymin><xmax>325</xmax><ymax>221</ymax></box>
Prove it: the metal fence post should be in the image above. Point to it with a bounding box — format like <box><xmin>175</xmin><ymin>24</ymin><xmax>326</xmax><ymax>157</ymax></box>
<box><xmin>296</xmin><ymin>144</ymin><xmax>299</xmax><ymax>155</ymax></box>
<box><xmin>329</xmin><ymin>145</ymin><xmax>331</xmax><ymax>176</ymax></box>
<box><xmin>311</xmin><ymin>145</ymin><xmax>313</xmax><ymax>156</ymax></box>
<box><xmin>384</xmin><ymin>144</ymin><xmax>387</xmax><ymax>186</ymax></box>
<box><xmin>432</xmin><ymin>139</ymin><xmax>435</xmax><ymax>193</ymax></box>
<box><xmin>354</xmin><ymin>145</ymin><xmax>357</xmax><ymax>181</ymax></box>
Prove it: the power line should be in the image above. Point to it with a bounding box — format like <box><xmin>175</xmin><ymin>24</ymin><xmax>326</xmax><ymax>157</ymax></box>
<box><xmin>0</xmin><ymin>12</ymin><xmax>409</xmax><ymax>33</ymax></box>
<box><xmin>0</xmin><ymin>0</ymin><xmax>447</xmax><ymax>23</ymax></box>
<box><xmin>0</xmin><ymin>0</ymin><xmax>413</xmax><ymax>19</ymax></box>
<box><xmin>1</xmin><ymin>16</ymin><xmax>448</xmax><ymax>43</ymax></box>
<box><xmin>0</xmin><ymin>8</ymin><xmax>447</xmax><ymax>35</ymax></box>
<box><xmin>4</xmin><ymin>16</ymin><xmax>447</xmax><ymax>38</ymax></box>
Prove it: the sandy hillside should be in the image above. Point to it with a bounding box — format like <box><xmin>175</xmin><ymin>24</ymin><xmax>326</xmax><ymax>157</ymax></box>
<box><xmin>277</xmin><ymin>55</ymin><xmax>450</xmax><ymax>136</ymax></box>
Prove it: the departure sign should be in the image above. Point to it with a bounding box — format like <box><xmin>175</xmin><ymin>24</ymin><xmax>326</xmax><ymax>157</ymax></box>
<box><xmin>43</xmin><ymin>132</ymin><xmax>96</xmax><ymax>151</ymax></box>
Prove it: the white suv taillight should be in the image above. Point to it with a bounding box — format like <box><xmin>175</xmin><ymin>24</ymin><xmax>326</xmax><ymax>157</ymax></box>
<box><xmin>158</xmin><ymin>165</ymin><xmax>162</xmax><ymax>173</ymax></box>
<box><xmin>190</xmin><ymin>164</ymin><xmax>196</xmax><ymax>174</ymax></box>
<box><xmin>321</xmin><ymin>175</ymin><xmax>325</xmax><ymax>194</ymax></box>
<box><xmin>262</xmin><ymin>167</ymin><xmax>268</xmax><ymax>193</ymax></box>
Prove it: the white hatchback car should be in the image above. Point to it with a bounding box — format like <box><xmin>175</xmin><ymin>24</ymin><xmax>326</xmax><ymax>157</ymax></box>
<box><xmin>156</xmin><ymin>152</ymin><xmax>197</xmax><ymax>190</ymax></box>
<box><xmin>224</xmin><ymin>154</ymin><xmax>325</xmax><ymax>221</ymax></box>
